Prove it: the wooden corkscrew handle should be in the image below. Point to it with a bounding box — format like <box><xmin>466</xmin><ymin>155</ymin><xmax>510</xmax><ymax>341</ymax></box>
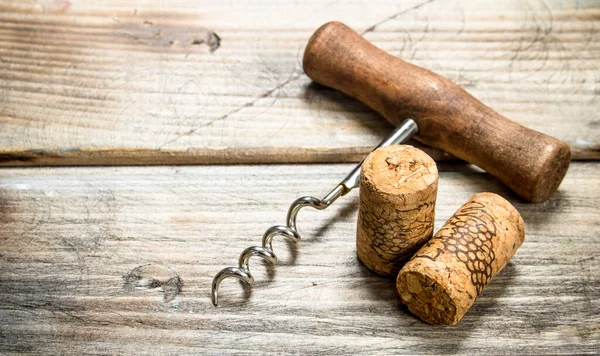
<box><xmin>303</xmin><ymin>21</ymin><xmax>571</xmax><ymax>203</ymax></box>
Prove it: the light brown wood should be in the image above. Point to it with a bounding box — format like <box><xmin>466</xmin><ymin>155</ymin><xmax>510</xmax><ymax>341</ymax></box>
<box><xmin>304</xmin><ymin>21</ymin><xmax>572</xmax><ymax>203</ymax></box>
<box><xmin>357</xmin><ymin>145</ymin><xmax>438</xmax><ymax>276</ymax></box>
<box><xmin>397</xmin><ymin>192</ymin><xmax>525</xmax><ymax>325</ymax></box>
<box><xmin>0</xmin><ymin>162</ymin><xmax>598</xmax><ymax>354</ymax></box>
<box><xmin>0</xmin><ymin>0</ymin><xmax>598</xmax><ymax>166</ymax></box>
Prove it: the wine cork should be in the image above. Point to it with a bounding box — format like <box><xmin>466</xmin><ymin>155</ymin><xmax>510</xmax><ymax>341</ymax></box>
<box><xmin>396</xmin><ymin>192</ymin><xmax>525</xmax><ymax>325</ymax></box>
<box><xmin>357</xmin><ymin>145</ymin><xmax>438</xmax><ymax>276</ymax></box>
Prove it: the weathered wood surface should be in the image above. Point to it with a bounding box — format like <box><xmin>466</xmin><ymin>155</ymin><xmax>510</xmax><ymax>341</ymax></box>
<box><xmin>0</xmin><ymin>0</ymin><xmax>599</xmax><ymax>166</ymax></box>
<box><xmin>1</xmin><ymin>162</ymin><xmax>598</xmax><ymax>354</ymax></box>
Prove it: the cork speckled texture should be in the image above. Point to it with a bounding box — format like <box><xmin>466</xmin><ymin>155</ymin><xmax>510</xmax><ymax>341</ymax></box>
<box><xmin>357</xmin><ymin>145</ymin><xmax>438</xmax><ymax>276</ymax></box>
<box><xmin>396</xmin><ymin>192</ymin><xmax>525</xmax><ymax>325</ymax></box>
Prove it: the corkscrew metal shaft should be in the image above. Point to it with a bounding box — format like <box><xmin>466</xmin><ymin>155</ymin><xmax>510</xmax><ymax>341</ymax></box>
<box><xmin>211</xmin><ymin>119</ymin><xmax>419</xmax><ymax>306</ymax></box>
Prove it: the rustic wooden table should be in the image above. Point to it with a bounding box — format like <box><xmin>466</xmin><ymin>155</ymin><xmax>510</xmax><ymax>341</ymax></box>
<box><xmin>1</xmin><ymin>0</ymin><xmax>598</xmax><ymax>354</ymax></box>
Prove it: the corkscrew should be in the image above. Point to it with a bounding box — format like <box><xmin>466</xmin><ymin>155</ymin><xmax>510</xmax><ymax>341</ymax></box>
<box><xmin>211</xmin><ymin>119</ymin><xmax>419</xmax><ymax>306</ymax></box>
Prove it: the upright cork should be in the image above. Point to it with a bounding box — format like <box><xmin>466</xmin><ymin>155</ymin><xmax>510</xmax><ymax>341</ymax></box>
<box><xmin>396</xmin><ymin>193</ymin><xmax>525</xmax><ymax>325</ymax></box>
<box><xmin>357</xmin><ymin>145</ymin><xmax>438</xmax><ymax>277</ymax></box>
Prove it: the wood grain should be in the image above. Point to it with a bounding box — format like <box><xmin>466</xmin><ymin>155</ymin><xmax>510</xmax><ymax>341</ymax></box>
<box><xmin>0</xmin><ymin>0</ymin><xmax>599</xmax><ymax>166</ymax></box>
<box><xmin>1</xmin><ymin>162</ymin><xmax>598</xmax><ymax>354</ymax></box>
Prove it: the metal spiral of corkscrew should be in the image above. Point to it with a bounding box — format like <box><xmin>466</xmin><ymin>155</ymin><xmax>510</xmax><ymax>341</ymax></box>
<box><xmin>211</xmin><ymin>119</ymin><xmax>419</xmax><ymax>306</ymax></box>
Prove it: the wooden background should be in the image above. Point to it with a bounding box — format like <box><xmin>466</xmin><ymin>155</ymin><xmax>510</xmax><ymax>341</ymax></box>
<box><xmin>0</xmin><ymin>0</ymin><xmax>598</xmax><ymax>165</ymax></box>
<box><xmin>1</xmin><ymin>0</ymin><xmax>599</xmax><ymax>354</ymax></box>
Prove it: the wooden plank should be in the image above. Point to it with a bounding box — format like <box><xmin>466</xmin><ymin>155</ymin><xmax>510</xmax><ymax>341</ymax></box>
<box><xmin>0</xmin><ymin>0</ymin><xmax>598</xmax><ymax>166</ymax></box>
<box><xmin>0</xmin><ymin>162</ymin><xmax>598</xmax><ymax>354</ymax></box>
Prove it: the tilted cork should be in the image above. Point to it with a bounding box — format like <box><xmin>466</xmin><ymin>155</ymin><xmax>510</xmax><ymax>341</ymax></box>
<box><xmin>396</xmin><ymin>192</ymin><xmax>525</xmax><ymax>325</ymax></box>
<box><xmin>357</xmin><ymin>145</ymin><xmax>438</xmax><ymax>276</ymax></box>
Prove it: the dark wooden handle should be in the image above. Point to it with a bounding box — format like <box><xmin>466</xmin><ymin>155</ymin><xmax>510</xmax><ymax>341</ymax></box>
<box><xmin>303</xmin><ymin>21</ymin><xmax>571</xmax><ymax>203</ymax></box>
